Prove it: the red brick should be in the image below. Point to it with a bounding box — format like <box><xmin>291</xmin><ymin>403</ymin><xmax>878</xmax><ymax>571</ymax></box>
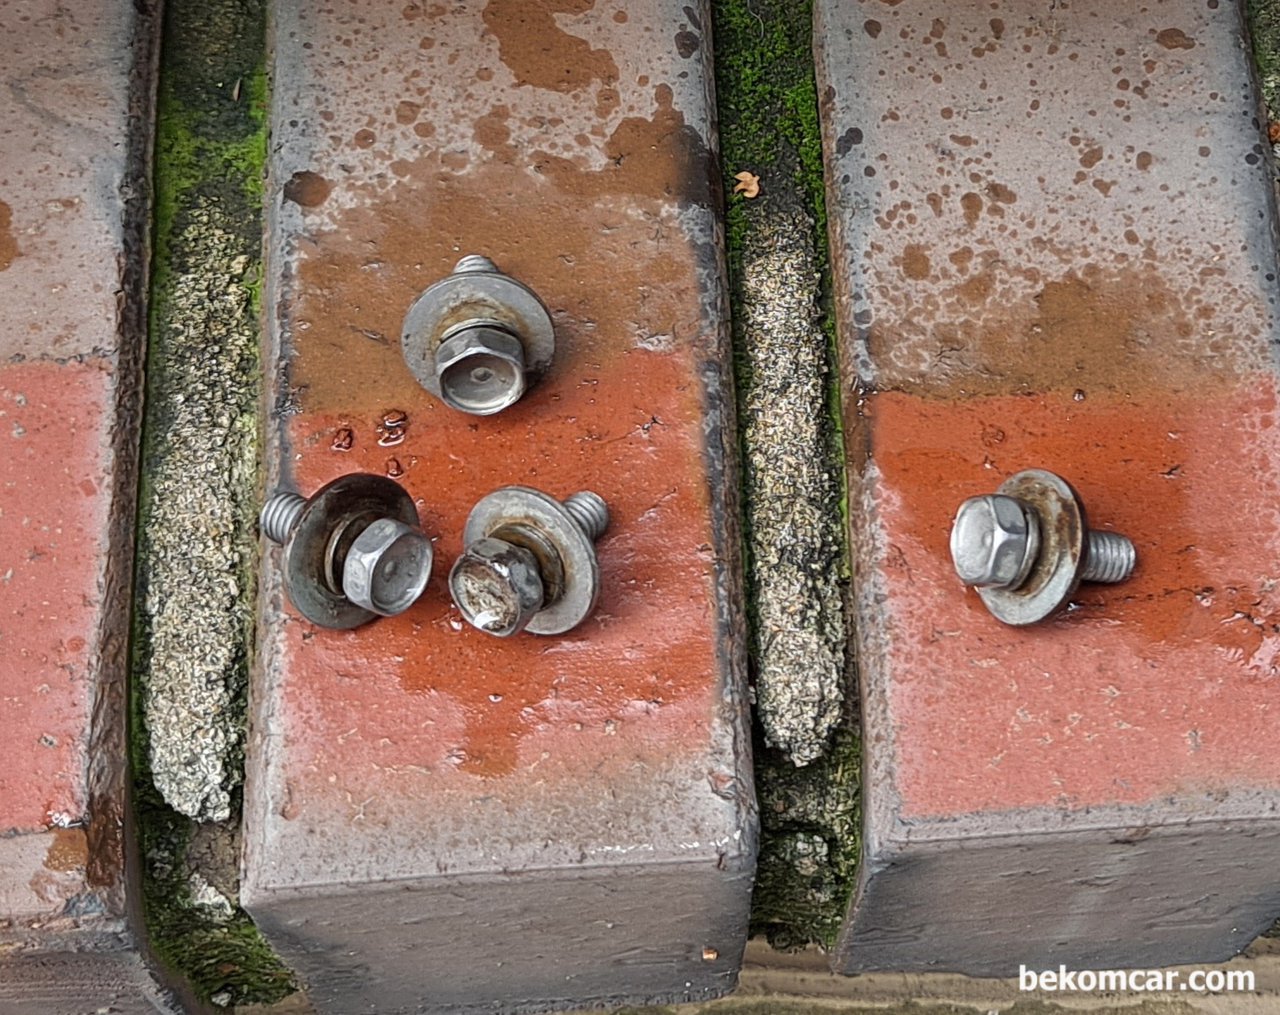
<box><xmin>243</xmin><ymin>3</ymin><xmax>754</xmax><ymax>1010</ymax></box>
<box><xmin>0</xmin><ymin>0</ymin><xmax>163</xmax><ymax>1006</ymax></box>
<box><xmin>817</xmin><ymin>0</ymin><xmax>1280</xmax><ymax>974</ymax></box>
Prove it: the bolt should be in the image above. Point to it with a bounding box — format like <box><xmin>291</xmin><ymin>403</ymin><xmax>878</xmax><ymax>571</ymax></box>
<box><xmin>453</xmin><ymin>254</ymin><xmax>497</xmax><ymax>274</ymax></box>
<box><xmin>450</xmin><ymin>488</ymin><xmax>609</xmax><ymax>637</ymax></box>
<box><xmin>400</xmin><ymin>254</ymin><xmax>555</xmax><ymax>416</ymax></box>
<box><xmin>260</xmin><ymin>474</ymin><xmax>434</xmax><ymax>629</ymax></box>
<box><xmin>949</xmin><ymin>469</ymin><xmax>1136</xmax><ymax>625</ymax></box>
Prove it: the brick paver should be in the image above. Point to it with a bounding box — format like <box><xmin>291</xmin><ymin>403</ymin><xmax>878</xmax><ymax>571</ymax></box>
<box><xmin>817</xmin><ymin>0</ymin><xmax>1280</xmax><ymax>974</ymax></box>
<box><xmin>243</xmin><ymin>2</ymin><xmax>754</xmax><ymax>1011</ymax></box>
<box><xmin>0</xmin><ymin>0</ymin><xmax>167</xmax><ymax>1009</ymax></box>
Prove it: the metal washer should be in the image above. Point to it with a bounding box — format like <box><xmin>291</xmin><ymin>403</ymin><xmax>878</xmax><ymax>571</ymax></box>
<box><xmin>283</xmin><ymin>474</ymin><xmax>421</xmax><ymax>630</ymax></box>
<box><xmin>976</xmin><ymin>469</ymin><xmax>1088</xmax><ymax>626</ymax></box>
<box><xmin>462</xmin><ymin>486</ymin><xmax>600</xmax><ymax>636</ymax></box>
<box><xmin>400</xmin><ymin>268</ymin><xmax>555</xmax><ymax>402</ymax></box>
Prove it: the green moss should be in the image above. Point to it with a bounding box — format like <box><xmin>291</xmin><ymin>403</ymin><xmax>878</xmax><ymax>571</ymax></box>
<box><xmin>132</xmin><ymin>0</ymin><xmax>294</xmax><ymax>1005</ymax></box>
<box><xmin>712</xmin><ymin>0</ymin><xmax>859</xmax><ymax>950</ymax></box>
<box><xmin>1247</xmin><ymin>0</ymin><xmax>1280</xmax><ymax>118</ymax></box>
<box><xmin>750</xmin><ymin>726</ymin><xmax>861</xmax><ymax>950</ymax></box>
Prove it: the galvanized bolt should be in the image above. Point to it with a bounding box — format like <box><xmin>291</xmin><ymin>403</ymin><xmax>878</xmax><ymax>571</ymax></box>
<box><xmin>261</xmin><ymin>474</ymin><xmax>434</xmax><ymax>629</ymax></box>
<box><xmin>949</xmin><ymin>468</ymin><xmax>1136</xmax><ymax>626</ymax></box>
<box><xmin>400</xmin><ymin>255</ymin><xmax>555</xmax><ymax>416</ymax></box>
<box><xmin>449</xmin><ymin>487</ymin><xmax>609</xmax><ymax>637</ymax></box>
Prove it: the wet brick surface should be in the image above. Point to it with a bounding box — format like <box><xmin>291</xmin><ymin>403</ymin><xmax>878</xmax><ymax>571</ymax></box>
<box><xmin>817</xmin><ymin>0</ymin><xmax>1280</xmax><ymax>975</ymax></box>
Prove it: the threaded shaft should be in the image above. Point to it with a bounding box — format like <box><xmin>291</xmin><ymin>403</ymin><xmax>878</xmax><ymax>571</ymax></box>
<box><xmin>563</xmin><ymin>491</ymin><xmax>609</xmax><ymax>541</ymax></box>
<box><xmin>453</xmin><ymin>254</ymin><xmax>497</xmax><ymax>275</ymax></box>
<box><xmin>260</xmin><ymin>492</ymin><xmax>306</xmax><ymax>544</ymax></box>
<box><xmin>1081</xmin><ymin>530</ymin><xmax>1136</xmax><ymax>583</ymax></box>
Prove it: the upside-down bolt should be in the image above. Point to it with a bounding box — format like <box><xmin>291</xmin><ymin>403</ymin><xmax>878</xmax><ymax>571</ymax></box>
<box><xmin>449</xmin><ymin>487</ymin><xmax>609</xmax><ymax>637</ymax></box>
<box><xmin>260</xmin><ymin>474</ymin><xmax>434</xmax><ymax>629</ymax></box>
<box><xmin>400</xmin><ymin>255</ymin><xmax>556</xmax><ymax>416</ymax></box>
<box><xmin>949</xmin><ymin>468</ymin><xmax>1136</xmax><ymax>626</ymax></box>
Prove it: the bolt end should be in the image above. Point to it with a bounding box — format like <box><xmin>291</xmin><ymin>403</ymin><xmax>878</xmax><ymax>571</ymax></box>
<box><xmin>261</xmin><ymin>492</ymin><xmax>307</xmax><ymax>545</ymax></box>
<box><xmin>564</xmin><ymin>491</ymin><xmax>609</xmax><ymax>541</ymax></box>
<box><xmin>453</xmin><ymin>254</ymin><xmax>498</xmax><ymax>275</ymax></box>
<box><xmin>1082</xmin><ymin>531</ymin><xmax>1136</xmax><ymax>583</ymax></box>
<box><xmin>450</xmin><ymin>537</ymin><xmax>545</xmax><ymax>637</ymax></box>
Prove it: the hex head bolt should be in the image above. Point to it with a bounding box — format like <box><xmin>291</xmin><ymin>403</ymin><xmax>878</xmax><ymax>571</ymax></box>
<box><xmin>400</xmin><ymin>255</ymin><xmax>555</xmax><ymax>416</ymax></box>
<box><xmin>260</xmin><ymin>474</ymin><xmax>434</xmax><ymax>630</ymax></box>
<box><xmin>449</xmin><ymin>487</ymin><xmax>609</xmax><ymax>637</ymax></box>
<box><xmin>949</xmin><ymin>468</ymin><xmax>1136</xmax><ymax>626</ymax></box>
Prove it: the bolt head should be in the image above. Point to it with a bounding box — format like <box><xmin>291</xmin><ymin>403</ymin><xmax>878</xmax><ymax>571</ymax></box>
<box><xmin>449</xmin><ymin>536</ymin><xmax>545</xmax><ymax>637</ymax></box>
<box><xmin>950</xmin><ymin>494</ymin><xmax>1039</xmax><ymax>590</ymax></box>
<box><xmin>342</xmin><ymin>518</ymin><xmax>433</xmax><ymax>616</ymax></box>
<box><xmin>435</xmin><ymin>326</ymin><xmax>526</xmax><ymax>415</ymax></box>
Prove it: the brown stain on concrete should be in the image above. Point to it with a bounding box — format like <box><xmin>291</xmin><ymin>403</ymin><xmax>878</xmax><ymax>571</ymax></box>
<box><xmin>473</xmin><ymin>104</ymin><xmax>515</xmax><ymax>160</ymax></box>
<box><xmin>534</xmin><ymin>84</ymin><xmax>714</xmax><ymax>206</ymax></box>
<box><xmin>1156</xmin><ymin>27</ymin><xmax>1196</xmax><ymax>49</ymax></box>
<box><xmin>0</xmin><ymin>200</ymin><xmax>18</xmax><ymax>270</ymax></box>
<box><xmin>862</xmin><ymin>263</ymin><xmax>1265</xmax><ymax>399</ymax></box>
<box><xmin>902</xmin><ymin>244</ymin><xmax>930</xmax><ymax>280</ymax></box>
<box><xmin>283</xmin><ymin>171</ymin><xmax>332</xmax><ymax>208</ymax></box>
<box><xmin>43</xmin><ymin>827</ymin><xmax>88</xmax><ymax>872</ymax></box>
<box><xmin>482</xmin><ymin>0</ymin><xmax>619</xmax><ymax>95</ymax></box>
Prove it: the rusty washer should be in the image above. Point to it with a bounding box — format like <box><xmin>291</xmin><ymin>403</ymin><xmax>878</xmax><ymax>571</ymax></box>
<box><xmin>449</xmin><ymin>487</ymin><xmax>609</xmax><ymax>636</ymax></box>
<box><xmin>949</xmin><ymin>468</ymin><xmax>1136</xmax><ymax>626</ymax></box>
<box><xmin>260</xmin><ymin>474</ymin><xmax>433</xmax><ymax>629</ymax></box>
<box><xmin>400</xmin><ymin>255</ymin><xmax>555</xmax><ymax>415</ymax></box>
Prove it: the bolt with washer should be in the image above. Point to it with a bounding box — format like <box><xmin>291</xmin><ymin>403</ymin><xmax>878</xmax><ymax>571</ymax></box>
<box><xmin>949</xmin><ymin>468</ymin><xmax>1136</xmax><ymax>626</ymax></box>
<box><xmin>449</xmin><ymin>487</ymin><xmax>609</xmax><ymax>636</ymax></box>
<box><xmin>260</xmin><ymin>474</ymin><xmax>434</xmax><ymax>629</ymax></box>
<box><xmin>401</xmin><ymin>255</ymin><xmax>555</xmax><ymax>416</ymax></box>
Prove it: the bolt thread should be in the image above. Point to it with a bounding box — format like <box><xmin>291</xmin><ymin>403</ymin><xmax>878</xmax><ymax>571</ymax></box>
<box><xmin>453</xmin><ymin>254</ymin><xmax>497</xmax><ymax>275</ymax></box>
<box><xmin>260</xmin><ymin>492</ymin><xmax>306</xmax><ymax>544</ymax></box>
<box><xmin>1082</xmin><ymin>530</ymin><xmax>1136</xmax><ymax>583</ymax></box>
<box><xmin>564</xmin><ymin>491</ymin><xmax>609</xmax><ymax>541</ymax></box>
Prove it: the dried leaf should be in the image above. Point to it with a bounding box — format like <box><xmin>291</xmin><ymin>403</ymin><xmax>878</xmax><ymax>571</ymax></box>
<box><xmin>733</xmin><ymin>170</ymin><xmax>760</xmax><ymax>199</ymax></box>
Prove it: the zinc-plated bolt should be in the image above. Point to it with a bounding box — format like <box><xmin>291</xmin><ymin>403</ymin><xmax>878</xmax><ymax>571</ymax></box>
<box><xmin>400</xmin><ymin>255</ymin><xmax>555</xmax><ymax>416</ymax></box>
<box><xmin>261</xmin><ymin>474</ymin><xmax>434</xmax><ymax>629</ymax></box>
<box><xmin>949</xmin><ymin>468</ymin><xmax>1136</xmax><ymax>626</ymax></box>
<box><xmin>449</xmin><ymin>487</ymin><xmax>609</xmax><ymax>637</ymax></box>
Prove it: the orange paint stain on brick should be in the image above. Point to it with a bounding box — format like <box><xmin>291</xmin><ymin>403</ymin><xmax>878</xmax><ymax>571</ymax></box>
<box><xmin>0</xmin><ymin>359</ymin><xmax>113</xmax><ymax>832</ymax></box>
<box><xmin>864</xmin><ymin>379</ymin><xmax>1280</xmax><ymax>818</ymax></box>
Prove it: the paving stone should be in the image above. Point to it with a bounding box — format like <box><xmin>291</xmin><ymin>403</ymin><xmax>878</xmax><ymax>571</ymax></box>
<box><xmin>243</xmin><ymin>2</ymin><xmax>754</xmax><ymax>1011</ymax></box>
<box><xmin>0</xmin><ymin>0</ymin><xmax>168</xmax><ymax>1008</ymax></box>
<box><xmin>816</xmin><ymin>0</ymin><xmax>1280</xmax><ymax>975</ymax></box>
